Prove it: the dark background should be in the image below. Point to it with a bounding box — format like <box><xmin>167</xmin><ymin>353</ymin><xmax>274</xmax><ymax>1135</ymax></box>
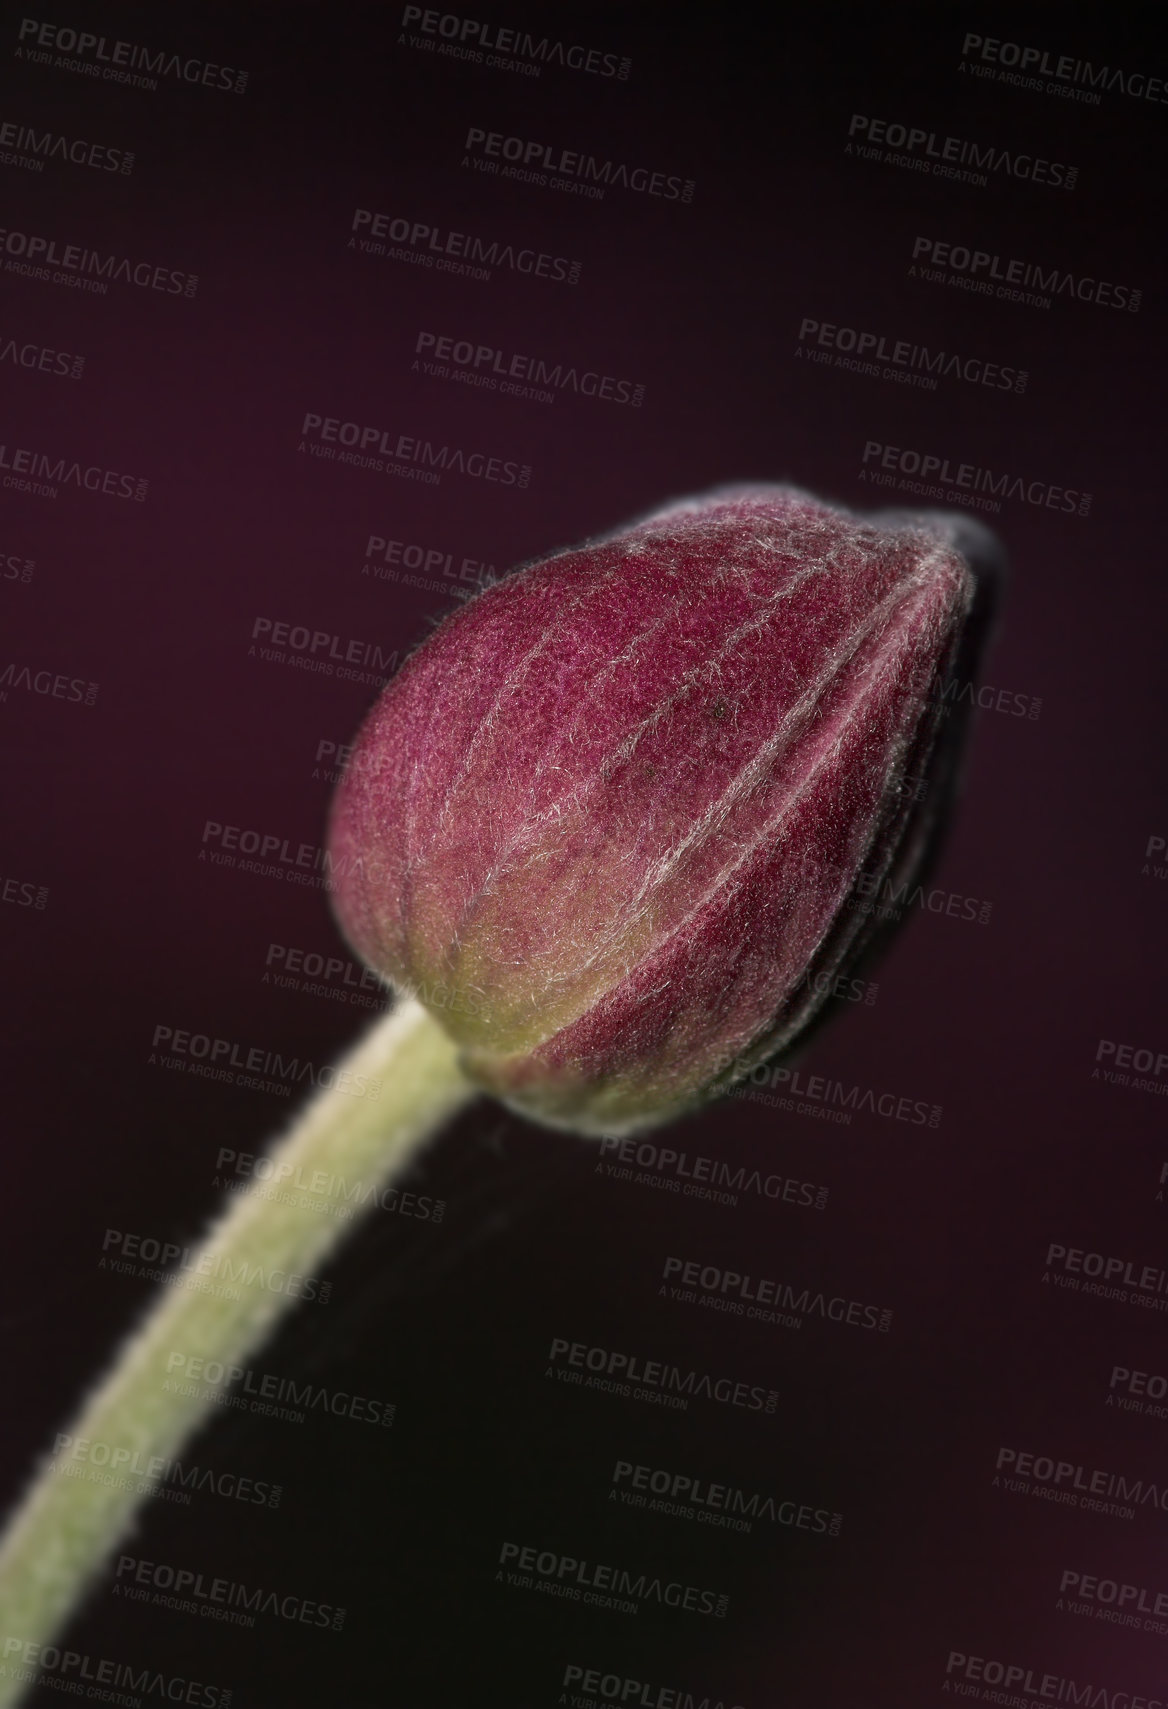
<box><xmin>2</xmin><ymin>5</ymin><xmax>1167</xmax><ymax>1705</ymax></box>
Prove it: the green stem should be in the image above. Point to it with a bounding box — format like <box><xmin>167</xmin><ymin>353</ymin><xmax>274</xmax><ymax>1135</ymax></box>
<box><xmin>0</xmin><ymin>997</ymin><xmax>476</xmax><ymax>1705</ymax></box>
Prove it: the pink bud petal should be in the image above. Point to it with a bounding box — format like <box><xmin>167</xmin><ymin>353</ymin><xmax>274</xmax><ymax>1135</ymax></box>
<box><xmin>328</xmin><ymin>485</ymin><xmax>976</xmax><ymax>1135</ymax></box>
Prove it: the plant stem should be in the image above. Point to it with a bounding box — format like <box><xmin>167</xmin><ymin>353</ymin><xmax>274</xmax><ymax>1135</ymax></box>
<box><xmin>0</xmin><ymin>997</ymin><xmax>476</xmax><ymax>1705</ymax></box>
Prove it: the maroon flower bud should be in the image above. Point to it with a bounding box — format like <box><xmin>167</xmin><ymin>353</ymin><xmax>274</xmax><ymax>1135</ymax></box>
<box><xmin>327</xmin><ymin>485</ymin><xmax>978</xmax><ymax>1136</ymax></box>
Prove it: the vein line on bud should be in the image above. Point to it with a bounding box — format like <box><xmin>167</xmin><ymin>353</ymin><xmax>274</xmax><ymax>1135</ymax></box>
<box><xmin>474</xmin><ymin>571</ymin><xmax>945</xmax><ymax>1062</ymax></box>
<box><xmin>413</xmin><ymin>572</ymin><xmax>606</xmax><ymax>869</ymax></box>
<box><xmin>632</xmin><ymin>566</ymin><xmax>941</xmax><ymax>905</ymax></box>
<box><xmin>327</xmin><ymin>483</ymin><xmax>990</xmax><ymax>1136</ymax></box>
<box><xmin>457</xmin><ymin>557</ymin><xmax>826</xmax><ymax>935</ymax></box>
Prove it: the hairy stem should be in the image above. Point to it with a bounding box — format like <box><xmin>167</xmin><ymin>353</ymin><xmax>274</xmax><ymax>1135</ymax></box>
<box><xmin>0</xmin><ymin>998</ymin><xmax>476</xmax><ymax>1704</ymax></box>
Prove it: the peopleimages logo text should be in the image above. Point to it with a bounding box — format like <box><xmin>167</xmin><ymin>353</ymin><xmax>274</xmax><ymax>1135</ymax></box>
<box><xmin>200</xmin><ymin>820</ymin><xmax>364</xmax><ymax>882</ymax></box>
<box><xmin>911</xmin><ymin>237</ymin><xmax>1140</xmax><ymax>312</ymax></box>
<box><xmin>462</xmin><ymin>126</ymin><xmax>694</xmax><ymax>200</ymax></box>
<box><xmin>860</xmin><ymin>439</ymin><xmax>1091</xmax><ymax>517</ymax></box>
<box><xmin>0</xmin><ymin>663</ymin><xmax>97</xmax><ymax>705</ymax></box>
<box><xmin>351</xmin><ymin>207</ymin><xmax>581</xmax><ymax>283</ymax></box>
<box><xmin>1094</xmin><ymin>1037</ymin><xmax>1168</xmax><ymax>1092</ymax></box>
<box><xmin>400</xmin><ymin>7</ymin><xmax>630</xmax><ymax>78</ymax></box>
<box><xmin>661</xmin><ymin>1255</ymin><xmax>892</xmax><ymax>1331</ymax></box>
<box><xmin>611</xmin><ymin>1458</ymin><xmax>840</xmax><ymax>1537</ymax></box>
<box><xmin>0</xmin><ymin>1638</ymin><xmax>229</xmax><ymax>1706</ymax></box>
<box><xmin>112</xmin><ymin>1554</ymin><xmax>344</xmax><ymax>1630</ymax></box>
<box><xmin>414</xmin><ymin>330</ymin><xmax>645</xmax><ymax>405</ymax></box>
<box><xmin>164</xmin><ymin>1350</ymin><xmax>395</xmax><ymax>1427</ymax></box>
<box><xmin>561</xmin><ymin>1664</ymin><xmax>744</xmax><ymax>1709</ymax></box>
<box><xmin>1045</xmin><ymin>1241</ymin><xmax>1168</xmax><ymax>1295</ymax></box>
<box><xmin>995</xmin><ymin>1445</ymin><xmax>1168</xmax><ymax>1513</ymax></box>
<box><xmin>848</xmin><ymin>113</ymin><xmax>1076</xmax><ymax>188</ymax></box>
<box><xmin>51</xmin><ymin>1431</ymin><xmax>281</xmax><ymax>1508</ymax></box>
<box><xmin>798</xmin><ymin>315</ymin><xmax>1027</xmax><ymax>393</ymax></box>
<box><xmin>497</xmin><ymin>1540</ymin><xmax>728</xmax><ymax>1617</ymax></box>
<box><xmin>299</xmin><ymin>412</ymin><xmax>531</xmax><ymax>487</ymax></box>
<box><xmin>0</xmin><ymin>225</ymin><xmax>197</xmax><ymax>295</ymax></box>
<box><xmin>733</xmin><ymin>1056</ymin><xmax>941</xmax><ymax>1127</ymax></box>
<box><xmin>546</xmin><ymin>1335</ymin><xmax>778</xmax><ymax>1414</ymax></box>
<box><xmin>16</xmin><ymin>18</ymin><xmax>248</xmax><ymax>92</ymax></box>
<box><xmin>1059</xmin><ymin>1567</ymin><xmax>1168</xmax><ymax>1619</ymax></box>
<box><xmin>597</xmin><ymin>1134</ymin><xmax>828</xmax><ymax>1210</ymax></box>
<box><xmin>0</xmin><ymin>334</ymin><xmax>84</xmax><ymax>377</ymax></box>
<box><xmin>100</xmin><ymin>1227</ymin><xmax>331</xmax><ymax>1305</ymax></box>
<box><xmin>945</xmin><ymin>1651</ymin><xmax>1168</xmax><ymax>1706</ymax></box>
<box><xmin>0</xmin><ymin>118</ymin><xmax>133</xmax><ymax>172</ymax></box>
<box><xmin>0</xmin><ymin>442</ymin><xmax>146</xmax><ymax>501</ymax></box>
<box><xmin>961</xmin><ymin>32</ymin><xmax>1168</xmax><ymax>104</ymax></box>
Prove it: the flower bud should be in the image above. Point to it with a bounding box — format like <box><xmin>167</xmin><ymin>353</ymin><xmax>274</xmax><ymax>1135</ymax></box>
<box><xmin>328</xmin><ymin>485</ymin><xmax>982</xmax><ymax>1136</ymax></box>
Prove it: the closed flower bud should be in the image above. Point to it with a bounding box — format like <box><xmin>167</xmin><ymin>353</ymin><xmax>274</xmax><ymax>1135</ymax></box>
<box><xmin>328</xmin><ymin>485</ymin><xmax>983</xmax><ymax>1136</ymax></box>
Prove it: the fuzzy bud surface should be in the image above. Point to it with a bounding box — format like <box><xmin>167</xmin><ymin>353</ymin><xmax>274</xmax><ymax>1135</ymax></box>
<box><xmin>328</xmin><ymin>485</ymin><xmax>975</xmax><ymax>1135</ymax></box>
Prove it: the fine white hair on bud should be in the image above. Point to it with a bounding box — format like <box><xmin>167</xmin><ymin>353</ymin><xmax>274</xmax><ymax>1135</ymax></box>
<box><xmin>329</xmin><ymin>484</ymin><xmax>990</xmax><ymax>1137</ymax></box>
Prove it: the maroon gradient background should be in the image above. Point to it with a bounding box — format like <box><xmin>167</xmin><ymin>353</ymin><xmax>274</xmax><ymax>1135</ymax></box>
<box><xmin>2</xmin><ymin>5</ymin><xmax>1167</xmax><ymax>1706</ymax></box>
